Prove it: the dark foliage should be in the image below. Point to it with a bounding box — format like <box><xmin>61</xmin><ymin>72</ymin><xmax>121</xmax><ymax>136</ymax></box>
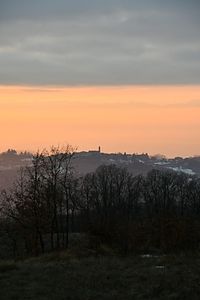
<box><xmin>1</xmin><ymin>147</ymin><xmax>200</xmax><ymax>258</ymax></box>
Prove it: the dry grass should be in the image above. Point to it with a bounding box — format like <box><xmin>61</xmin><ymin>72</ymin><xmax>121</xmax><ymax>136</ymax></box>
<box><xmin>0</xmin><ymin>253</ymin><xmax>200</xmax><ymax>299</ymax></box>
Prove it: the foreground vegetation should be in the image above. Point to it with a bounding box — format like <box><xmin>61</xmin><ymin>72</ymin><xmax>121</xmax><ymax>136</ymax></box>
<box><xmin>1</xmin><ymin>146</ymin><xmax>200</xmax><ymax>299</ymax></box>
<box><xmin>1</xmin><ymin>145</ymin><xmax>200</xmax><ymax>258</ymax></box>
<box><xmin>1</xmin><ymin>251</ymin><xmax>200</xmax><ymax>300</ymax></box>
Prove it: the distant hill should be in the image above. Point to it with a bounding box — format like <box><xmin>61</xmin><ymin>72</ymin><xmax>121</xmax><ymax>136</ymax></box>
<box><xmin>0</xmin><ymin>150</ymin><xmax>32</xmax><ymax>190</ymax></box>
<box><xmin>73</xmin><ymin>151</ymin><xmax>200</xmax><ymax>177</ymax></box>
<box><xmin>0</xmin><ymin>149</ymin><xmax>200</xmax><ymax>190</ymax></box>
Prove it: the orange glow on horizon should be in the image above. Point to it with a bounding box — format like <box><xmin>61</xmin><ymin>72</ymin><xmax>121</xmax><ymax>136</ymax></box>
<box><xmin>0</xmin><ymin>85</ymin><xmax>200</xmax><ymax>157</ymax></box>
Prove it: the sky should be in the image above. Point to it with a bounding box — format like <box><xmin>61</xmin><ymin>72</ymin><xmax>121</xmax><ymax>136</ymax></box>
<box><xmin>0</xmin><ymin>0</ymin><xmax>200</xmax><ymax>157</ymax></box>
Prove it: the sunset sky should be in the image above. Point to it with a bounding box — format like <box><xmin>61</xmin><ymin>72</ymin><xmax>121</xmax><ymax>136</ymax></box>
<box><xmin>0</xmin><ymin>1</ymin><xmax>200</xmax><ymax>157</ymax></box>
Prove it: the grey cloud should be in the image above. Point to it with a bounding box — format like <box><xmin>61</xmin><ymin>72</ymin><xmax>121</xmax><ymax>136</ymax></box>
<box><xmin>0</xmin><ymin>0</ymin><xmax>199</xmax><ymax>85</ymax></box>
<box><xmin>1</xmin><ymin>0</ymin><xmax>199</xmax><ymax>21</ymax></box>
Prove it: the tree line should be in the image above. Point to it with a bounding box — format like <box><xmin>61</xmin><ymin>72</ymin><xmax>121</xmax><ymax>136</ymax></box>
<box><xmin>1</xmin><ymin>145</ymin><xmax>200</xmax><ymax>258</ymax></box>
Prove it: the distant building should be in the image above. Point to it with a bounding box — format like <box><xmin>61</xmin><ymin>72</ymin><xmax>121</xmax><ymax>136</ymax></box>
<box><xmin>88</xmin><ymin>146</ymin><xmax>101</xmax><ymax>155</ymax></box>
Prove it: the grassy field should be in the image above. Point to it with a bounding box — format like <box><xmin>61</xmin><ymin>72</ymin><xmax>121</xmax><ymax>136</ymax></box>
<box><xmin>1</xmin><ymin>252</ymin><xmax>200</xmax><ymax>300</ymax></box>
